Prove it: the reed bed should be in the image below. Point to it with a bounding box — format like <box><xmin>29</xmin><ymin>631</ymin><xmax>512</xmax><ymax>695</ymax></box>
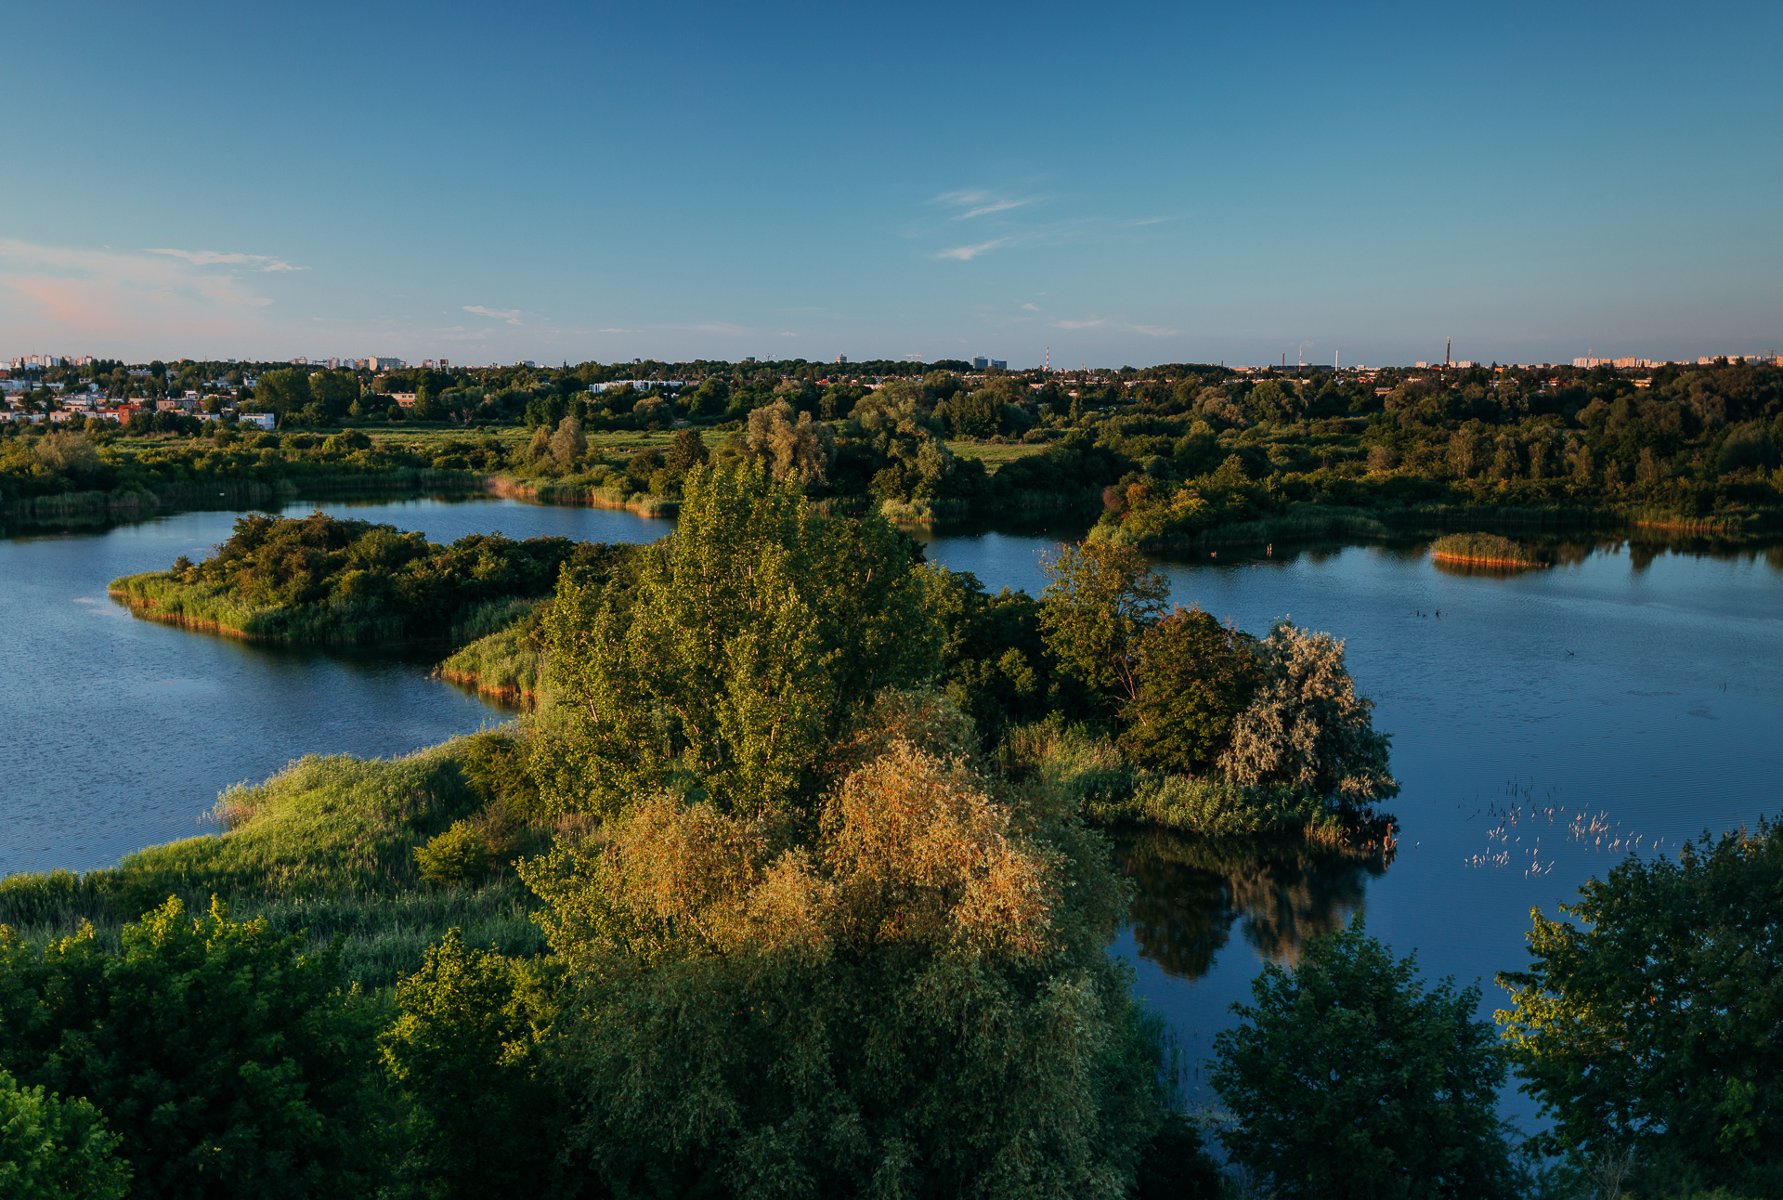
<box><xmin>1428</xmin><ymin>532</ymin><xmax>1551</xmax><ymax>570</ymax></box>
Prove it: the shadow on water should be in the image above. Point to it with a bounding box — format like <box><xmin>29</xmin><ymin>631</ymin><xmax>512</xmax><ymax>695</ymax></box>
<box><xmin>1115</xmin><ymin>828</ymin><xmax>1392</xmax><ymax>978</ymax></box>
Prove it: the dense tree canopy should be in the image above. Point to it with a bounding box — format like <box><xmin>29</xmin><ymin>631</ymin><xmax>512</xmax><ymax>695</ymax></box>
<box><xmin>1212</xmin><ymin>922</ymin><xmax>1516</xmax><ymax>1199</ymax></box>
<box><xmin>0</xmin><ymin>1069</ymin><xmax>130</xmax><ymax>1200</ymax></box>
<box><xmin>521</xmin><ymin>729</ymin><xmax>1167</xmax><ymax>1198</ymax></box>
<box><xmin>1038</xmin><ymin>540</ymin><xmax>1169</xmax><ymax>708</ymax></box>
<box><xmin>1118</xmin><ymin>607</ymin><xmax>1261</xmax><ymax>775</ymax></box>
<box><xmin>1498</xmin><ymin>822</ymin><xmax>1783</xmax><ymax>1196</ymax></box>
<box><xmin>535</xmin><ymin>461</ymin><xmax>940</xmax><ymax>816</ymax></box>
<box><xmin>1218</xmin><ymin>621</ymin><xmax>1398</xmax><ymax>806</ymax></box>
<box><xmin>0</xmin><ymin>897</ymin><xmax>386</xmax><ymax>1200</ymax></box>
<box><xmin>110</xmin><ymin>512</ymin><xmax>612</xmax><ymax>645</ymax></box>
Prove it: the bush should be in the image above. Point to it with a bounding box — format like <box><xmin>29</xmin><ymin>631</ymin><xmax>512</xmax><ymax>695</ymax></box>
<box><xmin>0</xmin><ymin>896</ymin><xmax>389</xmax><ymax>1199</ymax></box>
<box><xmin>0</xmin><ymin>1069</ymin><xmax>130</xmax><ymax>1200</ymax></box>
<box><xmin>415</xmin><ymin>821</ymin><xmax>493</xmax><ymax>887</ymax></box>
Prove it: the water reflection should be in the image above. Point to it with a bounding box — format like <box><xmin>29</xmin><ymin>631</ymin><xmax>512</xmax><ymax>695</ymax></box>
<box><xmin>1117</xmin><ymin>829</ymin><xmax>1390</xmax><ymax>976</ymax></box>
<box><xmin>1136</xmin><ymin>531</ymin><xmax>1783</xmax><ymax>576</ymax></box>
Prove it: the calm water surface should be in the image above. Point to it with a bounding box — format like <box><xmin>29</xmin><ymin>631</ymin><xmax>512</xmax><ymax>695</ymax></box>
<box><xmin>918</xmin><ymin>529</ymin><xmax>1783</xmax><ymax>1116</ymax></box>
<box><xmin>4</xmin><ymin>501</ymin><xmax>1781</xmax><ymax>1124</ymax></box>
<box><xmin>0</xmin><ymin>498</ymin><xmax>664</xmax><ymax>873</ymax></box>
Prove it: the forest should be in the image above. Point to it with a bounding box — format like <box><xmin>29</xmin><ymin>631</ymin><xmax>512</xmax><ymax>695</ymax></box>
<box><xmin>5</xmin><ymin>358</ymin><xmax>1780</xmax><ymax>543</ymax></box>
<box><xmin>4</xmin><ymin>463</ymin><xmax>1778</xmax><ymax>1197</ymax></box>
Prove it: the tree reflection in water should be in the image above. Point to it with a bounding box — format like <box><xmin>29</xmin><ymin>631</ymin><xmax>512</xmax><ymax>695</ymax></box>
<box><xmin>1116</xmin><ymin>829</ymin><xmax>1392</xmax><ymax>977</ymax></box>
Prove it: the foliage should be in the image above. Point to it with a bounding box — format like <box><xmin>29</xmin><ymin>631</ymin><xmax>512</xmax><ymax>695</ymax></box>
<box><xmin>1119</xmin><ymin>606</ymin><xmax>1261</xmax><ymax>774</ymax></box>
<box><xmin>521</xmin><ymin>731</ymin><xmax>1164</xmax><ymax>1197</ymax></box>
<box><xmin>382</xmin><ymin>930</ymin><xmax>570</xmax><ymax>1200</ymax></box>
<box><xmin>1211</xmin><ymin>921</ymin><xmax>1517</xmax><ymax>1199</ymax></box>
<box><xmin>534</xmin><ymin>461</ymin><xmax>940</xmax><ymax>817</ymax></box>
<box><xmin>1098</xmin><ymin>773</ymin><xmax>1330</xmax><ymax>838</ymax></box>
<box><xmin>0</xmin><ymin>421</ymin><xmax>486</xmax><ymax>519</ymax></box>
<box><xmin>924</xmin><ymin>568</ymin><xmax>1070</xmax><ymax>734</ymax></box>
<box><xmin>0</xmin><ymin>1068</ymin><xmax>130</xmax><ymax>1200</ymax></box>
<box><xmin>0</xmin><ymin>896</ymin><xmax>388</xmax><ymax>1200</ymax></box>
<box><xmin>547</xmin><ymin>415</ymin><xmax>588</xmax><ymax>472</ymax></box>
<box><xmin>1218</xmin><ymin>621</ymin><xmax>1398</xmax><ymax>806</ymax></box>
<box><xmin>1497</xmin><ymin>822</ymin><xmax>1783</xmax><ymax>1196</ymax></box>
<box><xmin>742</xmin><ymin>398</ymin><xmax>835</xmax><ymax>487</ymax></box>
<box><xmin>111</xmin><ymin>512</ymin><xmax>614</xmax><ymax>646</ymax></box>
<box><xmin>415</xmin><ymin>821</ymin><xmax>495</xmax><ymax>887</ymax></box>
<box><xmin>1038</xmin><ymin>540</ymin><xmax>1169</xmax><ymax>707</ymax></box>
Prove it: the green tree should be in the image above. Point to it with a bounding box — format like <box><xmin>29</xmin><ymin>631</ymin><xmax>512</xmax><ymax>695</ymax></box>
<box><xmin>1211</xmin><ymin>922</ymin><xmax>1517</xmax><ymax>1199</ymax></box>
<box><xmin>547</xmin><ymin>415</ymin><xmax>587</xmax><ymax>472</ymax></box>
<box><xmin>0</xmin><ymin>1069</ymin><xmax>130</xmax><ymax>1200</ymax></box>
<box><xmin>308</xmin><ymin>370</ymin><xmax>360</xmax><ymax>422</ymax></box>
<box><xmin>743</xmin><ymin>397</ymin><xmax>834</xmax><ymax>487</ymax></box>
<box><xmin>1119</xmin><ymin>607</ymin><xmax>1260</xmax><ymax>775</ymax></box>
<box><xmin>534</xmin><ymin>461</ymin><xmax>939</xmax><ymax>816</ymax></box>
<box><xmin>1038</xmin><ymin>540</ymin><xmax>1169</xmax><ymax>707</ymax></box>
<box><xmin>252</xmin><ymin>368</ymin><xmax>312</xmax><ymax>417</ymax></box>
<box><xmin>0</xmin><ymin>896</ymin><xmax>387</xmax><ymax>1200</ymax></box>
<box><xmin>1218</xmin><ymin>621</ymin><xmax>1397</xmax><ymax>806</ymax></box>
<box><xmin>1498</xmin><ymin>822</ymin><xmax>1783</xmax><ymax>1196</ymax></box>
<box><xmin>382</xmin><ymin>930</ymin><xmax>569</xmax><ymax>1200</ymax></box>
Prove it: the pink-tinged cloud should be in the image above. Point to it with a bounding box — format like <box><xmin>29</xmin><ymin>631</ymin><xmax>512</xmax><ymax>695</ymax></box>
<box><xmin>0</xmin><ymin>237</ymin><xmax>298</xmax><ymax>355</ymax></box>
<box><xmin>4</xmin><ymin>276</ymin><xmax>122</xmax><ymax>330</ymax></box>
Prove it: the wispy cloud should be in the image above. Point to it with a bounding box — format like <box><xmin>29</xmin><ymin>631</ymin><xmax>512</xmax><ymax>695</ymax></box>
<box><xmin>931</xmin><ymin>188</ymin><xmax>1041</xmax><ymax>221</ymax></box>
<box><xmin>936</xmin><ymin>238</ymin><xmax>1011</xmax><ymax>262</ymax></box>
<box><xmin>1051</xmin><ymin>315</ymin><xmax>1178</xmax><ymax>338</ymax></box>
<box><xmin>1021</xmin><ymin>302</ymin><xmax>1041</xmax><ymax>313</ymax></box>
<box><xmin>1122</xmin><ymin>216</ymin><xmax>1176</xmax><ymax>228</ymax></box>
<box><xmin>463</xmin><ymin>304</ymin><xmax>523</xmax><ymax>326</ymax></box>
<box><xmin>146</xmin><ymin>247</ymin><xmax>304</xmax><ymax>272</ymax></box>
<box><xmin>665</xmin><ymin>321</ymin><xmax>751</xmax><ymax>338</ymax></box>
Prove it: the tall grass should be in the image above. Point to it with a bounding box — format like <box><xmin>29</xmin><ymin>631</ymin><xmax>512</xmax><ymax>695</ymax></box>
<box><xmin>438</xmin><ymin>610</ymin><xmax>545</xmax><ymax>706</ymax></box>
<box><xmin>1428</xmin><ymin>532</ymin><xmax>1551</xmax><ymax>570</ymax></box>
<box><xmin>0</xmin><ymin>740</ymin><xmax>546</xmax><ymax>989</ymax></box>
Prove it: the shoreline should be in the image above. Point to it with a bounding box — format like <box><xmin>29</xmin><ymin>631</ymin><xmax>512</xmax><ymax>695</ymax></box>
<box><xmin>1429</xmin><ymin>551</ymin><xmax>1550</xmax><ymax>570</ymax></box>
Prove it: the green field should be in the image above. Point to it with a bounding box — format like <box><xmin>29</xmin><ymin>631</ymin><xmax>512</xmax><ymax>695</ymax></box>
<box><xmin>365</xmin><ymin>426</ymin><xmax>683</xmax><ymax>457</ymax></box>
<box><xmin>945</xmin><ymin>439</ymin><xmax>1048</xmax><ymax>473</ymax></box>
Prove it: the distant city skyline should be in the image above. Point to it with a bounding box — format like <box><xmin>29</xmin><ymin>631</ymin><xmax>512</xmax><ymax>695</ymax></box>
<box><xmin>3</xmin><ymin>1</ymin><xmax>1779</xmax><ymax>368</ymax></box>
<box><xmin>8</xmin><ymin>347</ymin><xmax>1783</xmax><ymax>374</ymax></box>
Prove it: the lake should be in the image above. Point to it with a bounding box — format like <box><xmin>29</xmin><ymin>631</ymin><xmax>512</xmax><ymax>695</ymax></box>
<box><xmin>4</xmin><ymin>499</ymin><xmax>1780</xmax><ymax>1125</ymax></box>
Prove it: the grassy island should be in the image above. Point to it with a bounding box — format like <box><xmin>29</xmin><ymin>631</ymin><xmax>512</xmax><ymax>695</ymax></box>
<box><xmin>109</xmin><ymin>511</ymin><xmax>631</xmax><ymax>647</ymax></box>
<box><xmin>1427</xmin><ymin>532</ymin><xmax>1552</xmax><ymax>570</ymax></box>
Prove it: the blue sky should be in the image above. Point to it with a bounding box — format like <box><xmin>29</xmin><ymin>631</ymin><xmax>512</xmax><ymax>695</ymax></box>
<box><xmin>3</xmin><ymin>0</ymin><xmax>1779</xmax><ymax>367</ymax></box>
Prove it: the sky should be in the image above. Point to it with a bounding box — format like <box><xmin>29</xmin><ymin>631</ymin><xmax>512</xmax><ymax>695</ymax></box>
<box><xmin>3</xmin><ymin>0</ymin><xmax>1780</xmax><ymax>369</ymax></box>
